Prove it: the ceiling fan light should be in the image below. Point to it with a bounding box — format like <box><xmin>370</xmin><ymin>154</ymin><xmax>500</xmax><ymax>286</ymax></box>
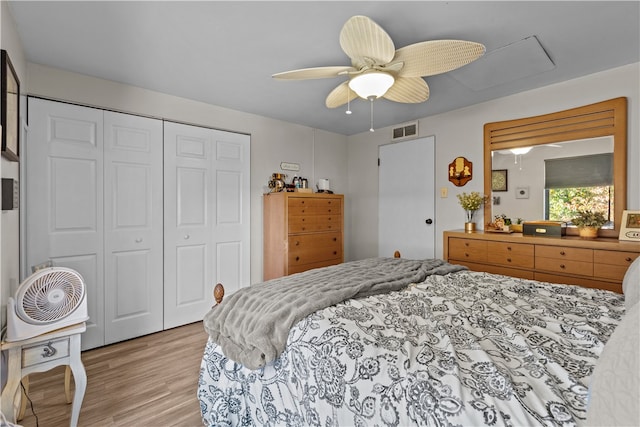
<box><xmin>348</xmin><ymin>71</ymin><xmax>395</xmax><ymax>99</ymax></box>
<box><xmin>510</xmin><ymin>147</ymin><xmax>533</xmax><ymax>155</ymax></box>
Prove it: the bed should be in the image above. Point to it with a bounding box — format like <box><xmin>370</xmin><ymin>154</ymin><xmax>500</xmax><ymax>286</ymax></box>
<box><xmin>198</xmin><ymin>256</ymin><xmax>639</xmax><ymax>426</ymax></box>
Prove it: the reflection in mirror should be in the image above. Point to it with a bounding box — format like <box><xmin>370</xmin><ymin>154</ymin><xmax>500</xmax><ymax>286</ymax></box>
<box><xmin>490</xmin><ymin>137</ymin><xmax>614</xmax><ymax>228</ymax></box>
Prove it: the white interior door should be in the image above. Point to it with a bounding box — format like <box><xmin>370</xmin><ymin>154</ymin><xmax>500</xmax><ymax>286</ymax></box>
<box><xmin>26</xmin><ymin>98</ymin><xmax>105</xmax><ymax>350</ymax></box>
<box><xmin>378</xmin><ymin>136</ymin><xmax>435</xmax><ymax>259</ymax></box>
<box><xmin>163</xmin><ymin>122</ymin><xmax>250</xmax><ymax>329</ymax></box>
<box><xmin>103</xmin><ymin>111</ymin><xmax>163</xmax><ymax>344</ymax></box>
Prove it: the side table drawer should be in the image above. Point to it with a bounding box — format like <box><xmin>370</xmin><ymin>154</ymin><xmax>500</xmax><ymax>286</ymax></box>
<box><xmin>487</xmin><ymin>241</ymin><xmax>534</xmax><ymax>268</ymax></box>
<box><xmin>448</xmin><ymin>238</ymin><xmax>487</xmax><ymax>263</ymax></box>
<box><xmin>22</xmin><ymin>337</ymin><xmax>70</xmax><ymax>368</ymax></box>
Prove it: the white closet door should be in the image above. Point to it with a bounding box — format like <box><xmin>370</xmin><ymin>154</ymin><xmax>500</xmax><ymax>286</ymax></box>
<box><xmin>26</xmin><ymin>98</ymin><xmax>105</xmax><ymax>350</ymax></box>
<box><xmin>103</xmin><ymin>112</ymin><xmax>163</xmax><ymax>344</ymax></box>
<box><xmin>210</xmin><ymin>129</ymin><xmax>251</xmax><ymax>296</ymax></box>
<box><xmin>163</xmin><ymin>122</ymin><xmax>250</xmax><ymax>329</ymax></box>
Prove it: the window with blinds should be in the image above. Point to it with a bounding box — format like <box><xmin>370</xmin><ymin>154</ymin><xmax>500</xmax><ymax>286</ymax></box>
<box><xmin>544</xmin><ymin>153</ymin><xmax>614</xmax><ymax>226</ymax></box>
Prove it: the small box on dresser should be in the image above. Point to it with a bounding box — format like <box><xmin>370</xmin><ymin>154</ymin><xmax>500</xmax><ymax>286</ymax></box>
<box><xmin>523</xmin><ymin>221</ymin><xmax>567</xmax><ymax>237</ymax></box>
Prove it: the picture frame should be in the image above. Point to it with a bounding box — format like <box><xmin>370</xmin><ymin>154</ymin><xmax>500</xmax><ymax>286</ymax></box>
<box><xmin>491</xmin><ymin>169</ymin><xmax>508</xmax><ymax>192</ymax></box>
<box><xmin>619</xmin><ymin>210</ymin><xmax>640</xmax><ymax>241</ymax></box>
<box><xmin>515</xmin><ymin>186</ymin><xmax>529</xmax><ymax>199</ymax></box>
<box><xmin>1</xmin><ymin>49</ymin><xmax>20</xmax><ymax>162</ymax></box>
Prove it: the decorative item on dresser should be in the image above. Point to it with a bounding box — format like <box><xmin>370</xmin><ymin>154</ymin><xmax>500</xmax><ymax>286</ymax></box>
<box><xmin>444</xmin><ymin>230</ymin><xmax>640</xmax><ymax>293</ymax></box>
<box><xmin>456</xmin><ymin>191</ymin><xmax>485</xmax><ymax>232</ymax></box>
<box><xmin>263</xmin><ymin>192</ymin><xmax>344</xmax><ymax>280</ymax></box>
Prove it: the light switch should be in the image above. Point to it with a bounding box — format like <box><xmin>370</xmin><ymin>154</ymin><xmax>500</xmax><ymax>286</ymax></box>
<box><xmin>440</xmin><ymin>187</ymin><xmax>448</xmax><ymax>198</ymax></box>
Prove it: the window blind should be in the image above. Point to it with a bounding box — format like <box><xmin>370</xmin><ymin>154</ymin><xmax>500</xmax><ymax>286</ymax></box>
<box><xmin>544</xmin><ymin>153</ymin><xmax>613</xmax><ymax>189</ymax></box>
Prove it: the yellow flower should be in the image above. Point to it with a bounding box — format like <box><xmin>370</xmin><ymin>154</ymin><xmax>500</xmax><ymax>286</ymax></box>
<box><xmin>456</xmin><ymin>192</ymin><xmax>484</xmax><ymax>211</ymax></box>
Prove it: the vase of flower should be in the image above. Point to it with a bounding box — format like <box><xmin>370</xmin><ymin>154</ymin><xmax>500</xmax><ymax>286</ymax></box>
<box><xmin>457</xmin><ymin>192</ymin><xmax>484</xmax><ymax>233</ymax></box>
<box><xmin>465</xmin><ymin>210</ymin><xmax>476</xmax><ymax>232</ymax></box>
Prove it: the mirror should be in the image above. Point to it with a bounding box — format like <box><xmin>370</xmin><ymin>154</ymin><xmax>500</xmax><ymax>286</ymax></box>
<box><xmin>484</xmin><ymin>98</ymin><xmax>627</xmax><ymax>238</ymax></box>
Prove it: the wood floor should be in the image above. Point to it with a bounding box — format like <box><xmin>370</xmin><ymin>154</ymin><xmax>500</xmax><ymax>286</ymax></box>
<box><xmin>16</xmin><ymin>322</ymin><xmax>209</xmax><ymax>427</ymax></box>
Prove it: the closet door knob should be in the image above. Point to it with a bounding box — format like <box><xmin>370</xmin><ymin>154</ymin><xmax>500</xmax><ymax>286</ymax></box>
<box><xmin>135</xmin><ymin>238</ymin><xmax>143</xmax><ymax>243</ymax></box>
<box><xmin>184</xmin><ymin>234</ymin><xmax>190</xmax><ymax>240</ymax></box>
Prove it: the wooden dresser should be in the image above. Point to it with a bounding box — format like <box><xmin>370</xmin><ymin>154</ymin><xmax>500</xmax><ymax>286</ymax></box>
<box><xmin>444</xmin><ymin>230</ymin><xmax>640</xmax><ymax>293</ymax></box>
<box><xmin>264</xmin><ymin>192</ymin><xmax>344</xmax><ymax>280</ymax></box>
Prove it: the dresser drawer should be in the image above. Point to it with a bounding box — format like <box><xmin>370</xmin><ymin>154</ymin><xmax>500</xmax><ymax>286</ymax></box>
<box><xmin>535</xmin><ymin>245</ymin><xmax>593</xmax><ymax>262</ymax></box>
<box><xmin>487</xmin><ymin>241</ymin><xmax>534</xmax><ymax>268</ymax></box>
<box><xmin>535</xmin><ymin>257</ymin><xmax>593</xmax><ymax>276</ymax></box>
<box><xmin>593</xmin><ymin>250</ymin><xmax>639</xmax><ymax>281</ymax></box>
<box><xmin>22</xmin><ymin>338</ymin><xmax>69</xmax><ymax>368</ymax></box>
<box><xmin>316</xmin><ymin>214</ymin><xmax>342</xmax><ymax>231</ymax></box>
<box><xmin>288</xmin><ymin>233</ymin><xmax>342</xmax><ymax>267</ymax></box>
<box><xmin>288</xmin><ymin>215</ymin><xmax>317</xmax><ymax>233</ymax></box>
<box><xmin>315</xmin><ymin>198</ymin><xmax>341</xmax><ymax>214</ymax></box>
<box><xmin>289</xmin><ymin>232</ymin><xmax>341</xmax><ymax>254</ymax></box>
<box><xmin>448</xmin><ymin>238</ymin><xmax>487</xmax><ymax>263</ymax></box>
<box><xmin>593</xmin><ymin>250</ymin><xmax>639</xmax><ymax>266</ymax></box>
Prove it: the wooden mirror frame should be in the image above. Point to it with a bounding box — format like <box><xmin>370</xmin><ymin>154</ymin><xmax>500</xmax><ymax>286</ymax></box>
<box><xmin>484</xmin><ymin>97</ymin><xmax>627</xmax><ymax>238</ymax></box>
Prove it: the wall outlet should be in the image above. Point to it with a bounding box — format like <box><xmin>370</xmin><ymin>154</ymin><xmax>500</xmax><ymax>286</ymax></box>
<box><xmin>440</xmin><ymin>187</ymin><xmax>448</xmax><ymax>198</ymax></box>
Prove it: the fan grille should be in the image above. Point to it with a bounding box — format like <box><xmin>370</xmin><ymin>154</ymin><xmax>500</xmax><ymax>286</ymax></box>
<box><xmin>17</xmin><ymin>269</ymin><xmax>85</xmax><ymax>324</ymax></box>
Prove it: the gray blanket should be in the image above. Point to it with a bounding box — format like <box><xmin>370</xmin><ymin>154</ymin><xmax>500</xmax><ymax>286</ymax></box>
<box><xmin>203</xmin><ymin>257</ymin><xmax>466</xmax><ymax>369</ymax></box>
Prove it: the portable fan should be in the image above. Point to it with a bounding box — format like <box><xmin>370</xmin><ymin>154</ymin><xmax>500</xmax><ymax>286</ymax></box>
<box><xmin>5</xmin><ymin>267</ymin><xmax>89</xmax><ymax>342</ymax></box>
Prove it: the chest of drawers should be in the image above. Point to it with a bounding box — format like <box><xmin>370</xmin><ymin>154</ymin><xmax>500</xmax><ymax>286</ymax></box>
<box><xmin>444</xmin><ymin>230</ymin><xmax>640</xmax><ymax>293</ymax></box>
<box><xmin>264</xmin><ymin>192</ymin><xmax>344</xmax><ymax>280</ymax></box>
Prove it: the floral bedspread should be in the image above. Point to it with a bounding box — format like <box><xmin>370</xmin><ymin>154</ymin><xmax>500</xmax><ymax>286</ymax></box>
<box><xmin>198</xmin><ymin>270</ymin><xmax>624</xmax><ymax>426</ymax></box>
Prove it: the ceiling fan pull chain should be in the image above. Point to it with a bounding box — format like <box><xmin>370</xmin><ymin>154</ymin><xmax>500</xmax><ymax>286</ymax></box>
<box><xmin>369</xmin><ymin>98</ymin><xmax>375</xmax><ymax>132</ymax></box>
<box><xmin>346</xmin><ymin>89</ymin><xmax>352</xmax><ymax>115</ymax></box>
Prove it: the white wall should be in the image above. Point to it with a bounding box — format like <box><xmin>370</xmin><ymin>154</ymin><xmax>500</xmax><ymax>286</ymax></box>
<box><xmin>1</xmin><ymin>0</ymin><xmax>27</xmax><ymax>334</ymax></box>
<box><xmin>346</xmin><ymin>63</ymin><xmax>640</xmax><ymax>261</ymax></box>
<box><xmin>25</xmin><ymin>64</ymin><xmax>349</xmax><ymax>288</ymax></box>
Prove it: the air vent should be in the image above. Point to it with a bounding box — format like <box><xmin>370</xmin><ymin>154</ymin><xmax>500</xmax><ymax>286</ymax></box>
<box><xmin>391</xmin><ymin>122</ymin><xmax>419</xmax><ymax>141</ymax></box>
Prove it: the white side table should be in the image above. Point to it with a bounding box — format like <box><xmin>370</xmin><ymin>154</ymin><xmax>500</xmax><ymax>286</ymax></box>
<box><xmin>1</xmin><ymin>323</ymin><xmax>87</xmax><ymax>427</ymax></box>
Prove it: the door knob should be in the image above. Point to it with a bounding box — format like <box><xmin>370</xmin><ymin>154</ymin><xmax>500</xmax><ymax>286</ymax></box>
<box><xmin>425</xmin><ymin>218</ymin><xmax>433</xmax><ymax>225</ymax></box>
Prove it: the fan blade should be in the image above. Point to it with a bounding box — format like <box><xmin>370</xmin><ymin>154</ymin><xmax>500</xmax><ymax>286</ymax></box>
<box><xmin>272</xmin><ymin>66</ymin><xmax>356</xmax><ymax>80</ymax></box>
<box><xmin>395</xmin><ymin>40</ymin><xmax>485</xmax><ymax>77</ymax></box>
<box><xmin>382</xmin><ymin>77</ymin><xmax>430</xmax><ymax>103</ymax></box>
<box><xmin>340</xmin><ymin>15</ymin><xmax>395</xmax><ymax>68</ymax></box>
<box><xmin>325</xmin><ymin>81</ymin><xmax>358</xmax><ymax>108</ymax></box>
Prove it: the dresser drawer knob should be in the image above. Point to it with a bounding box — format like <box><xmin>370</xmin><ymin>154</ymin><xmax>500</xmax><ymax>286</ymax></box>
<box><xmin>464</xmin><ymin>243</ymin><xmax>469</xmax><ymax>247</ymax></box>
<box><xmin>560</xmin><ymin>251</ymin><xmax>566</xmax><ymax>256</ymax></box>
<box><xmin>42</xmin><ymin>342</ymin><xmax>57</xmax><ymax>358</ymax></box>
<box><xmin>507</xmin><ymin>258</ymin><xmax>512</xmax><ymax>263</ymax></box>
<box><xmin>465</xmin><ymin>253</ymin><xmax>470</xmax><ymax>257</ymax></box>
<box><xmin>333</xmin><ymin>251</ymin><xmax>337</xmax><ymax>255</ymax></box>
<box><xmin>295</xmin><ymin>256</ymin><xmax>300</xmax><ymax>261</ymax></box>
<box><xmin>626</xmin><ymin>257</ymin><xmax>633</xmax><ymax>262</ymax></box>
<box><xmin>507</xmin><ymin>246</ymin><xmax>512</xmax><ymax>251</ymax></box>
<box><xmin>560</xmin><ymin>264</ymin><xmax>566</xmax><ymax>269</ymax></box>
<box><xmin>295</xmin><ymin>241</ymin><xmax>300</xmax><ymax>246</ymax></box>
<box><xmin>333</xmin><ymin>237</ymin><xmax>337</xmax><ymax>242</ymax></box>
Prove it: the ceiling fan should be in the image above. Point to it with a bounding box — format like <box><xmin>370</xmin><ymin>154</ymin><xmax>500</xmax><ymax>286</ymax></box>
<box><xmin>273</xmin><ymin>15</ymin><xmax>486</xmax><ymax>117</ymax></box>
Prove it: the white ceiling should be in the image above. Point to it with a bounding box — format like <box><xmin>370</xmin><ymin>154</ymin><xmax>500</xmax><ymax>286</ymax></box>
<box><xmin>8</xmin><ymin>1</ymin><xmax>640</xmax><ymax>135</ymax></box>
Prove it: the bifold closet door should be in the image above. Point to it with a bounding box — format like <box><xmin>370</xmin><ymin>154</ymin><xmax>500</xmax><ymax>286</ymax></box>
<box><xmin>103</xmin><ymin>111</ymin><xmax>163</xmax><ymax>344</ymax></box>
<box><xmin>26</xmin><ymin>98</ymin><xmax>164</xmax><ymax>349</ymax></box>
<box><xmin>163</xmin><ymin>122</ymin><xmax>250</xmax><ymax>329</ymax></box>
<box><xmin>26</xmin><ymin>98</ymin><xmax>106</xmax><ymax>350</ymax></box>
